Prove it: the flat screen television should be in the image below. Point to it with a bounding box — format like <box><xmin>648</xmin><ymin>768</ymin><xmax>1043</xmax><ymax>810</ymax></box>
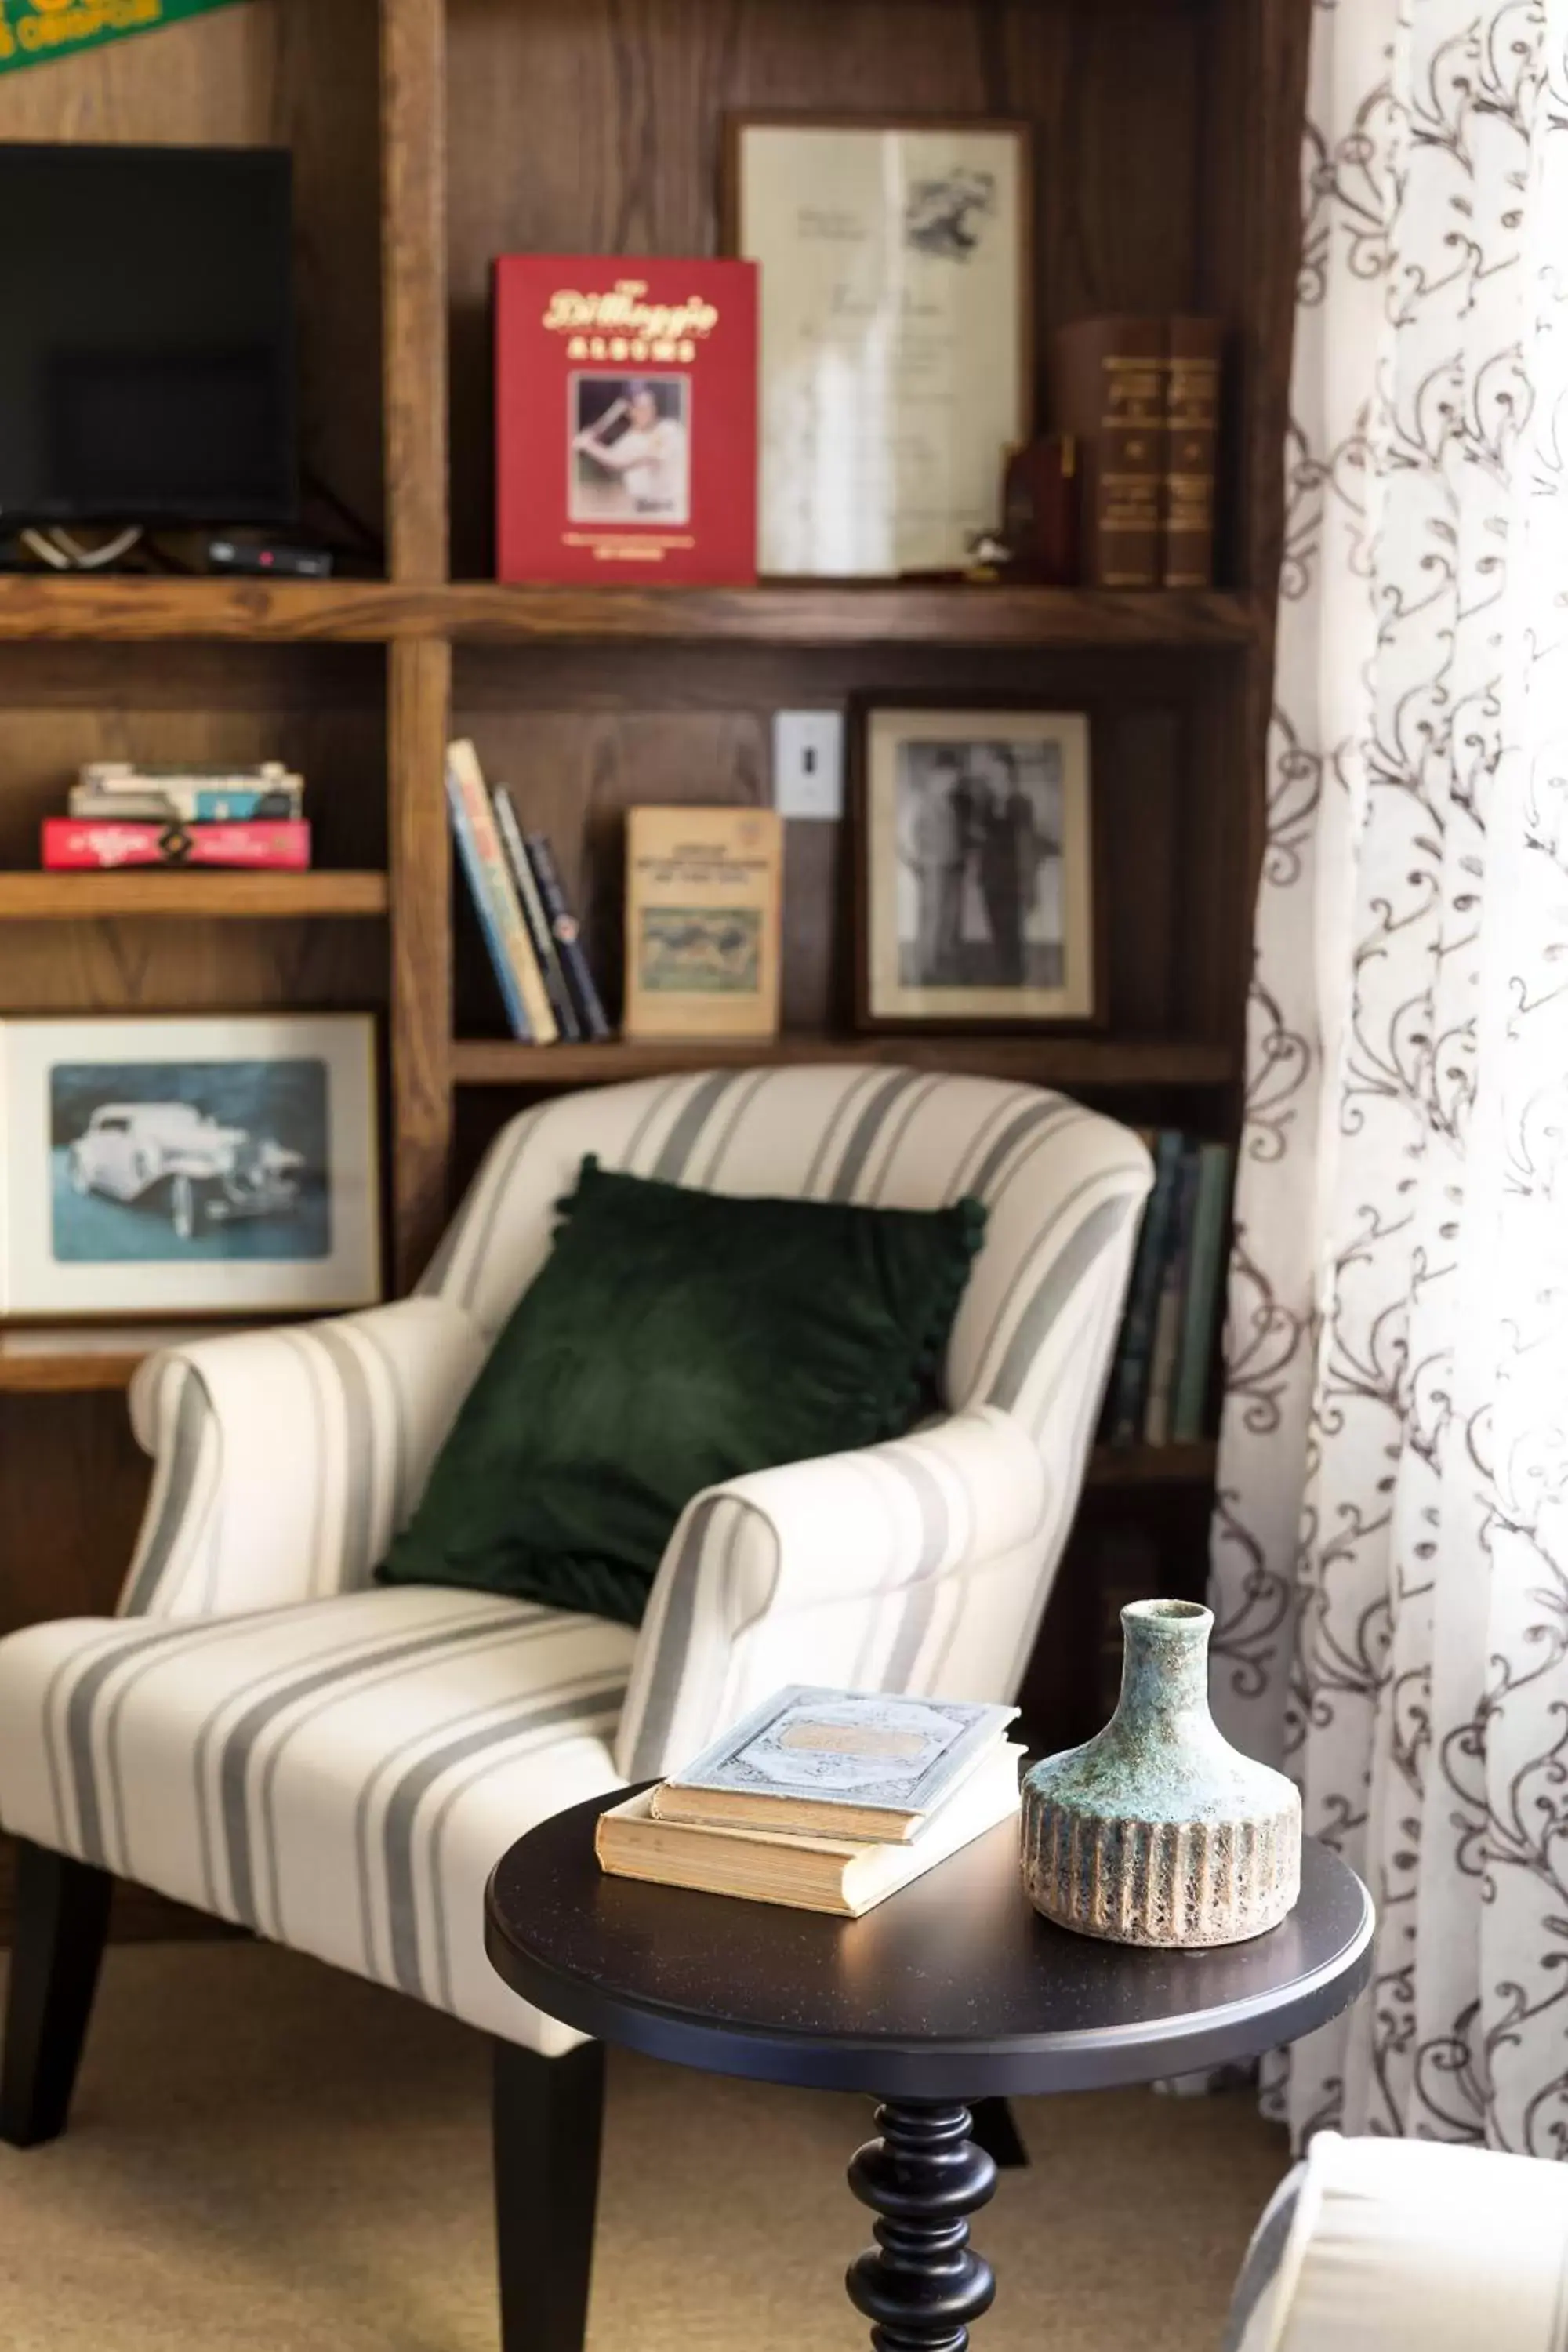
<box><xmin>0</xmin><ymin>143</ymin><xmax>296</xmax><ymax>528</ymax></box>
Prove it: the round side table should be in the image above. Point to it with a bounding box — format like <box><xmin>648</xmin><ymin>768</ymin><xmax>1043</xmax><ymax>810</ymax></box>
<box><xmin>485</xmin><ymin>1791</ymin><xmax>1372</xmax><ymax>2352</ymax></box>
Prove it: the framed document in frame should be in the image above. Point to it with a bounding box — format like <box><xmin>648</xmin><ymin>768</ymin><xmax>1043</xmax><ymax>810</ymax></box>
<box><xmin>724</xmin><ymin>115</ymin><xmax>1033</xmax><ymax>577</ymax></box>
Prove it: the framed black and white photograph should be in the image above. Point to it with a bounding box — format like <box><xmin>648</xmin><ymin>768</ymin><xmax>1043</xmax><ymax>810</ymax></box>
<box><xmin>0</xmin><ymin>1014</ymin><xmax>380</xmax><ymax>1317</ymax></box>
<box><xmin>568</xmin><ymin>372</ymin><xmax>690</xmax><ymax>524</ymax></box>
<box><xmin>853</xmin><ymin>704</ymin><xmax>1098</xmax><ymax>1029</ymax></box>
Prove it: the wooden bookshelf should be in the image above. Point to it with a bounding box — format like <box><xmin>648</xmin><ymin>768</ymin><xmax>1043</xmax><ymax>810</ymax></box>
<box><xmin>0</xmin><ymin>0</ymin><xmax>1312</xmax><ymax>1890</ymax></box>
<box><xmin>0</xmin><ymin>871</ymin><xmax>388</xmax><ymax>920</ymax></box>
<box><xmin>452</xmin><ymin>1034</ymin><xmax>1238</xmax><ymax>1091</ymax></box>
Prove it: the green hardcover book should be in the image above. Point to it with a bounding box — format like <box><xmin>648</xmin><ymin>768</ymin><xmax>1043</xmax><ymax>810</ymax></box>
<box><xmin>1108</xmin><ymin>1129</ymin><xmax>1184</xmax><ymax>1444</ymax></box>
<box><xmin>1171</xmin><ymin>1142</ymin><xmax>1234</xmax><ymax>1443</ymax></box>
<box><xmin>1144</xmin><ymin>1142</ymin><xmax>1201</xmax><ymax>1446</ymax></box>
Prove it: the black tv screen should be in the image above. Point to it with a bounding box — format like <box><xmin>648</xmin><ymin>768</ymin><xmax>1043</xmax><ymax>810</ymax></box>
<box><xmin>0</xmin><ymin>143</ymin><xmax>296</xmax><ymax>528</ymax></box>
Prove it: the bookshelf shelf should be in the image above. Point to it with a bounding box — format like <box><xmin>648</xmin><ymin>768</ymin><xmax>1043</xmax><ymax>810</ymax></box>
<box><xmin>450</xmin><ymin>1034</ymin><xmax>1240</xmax><ymax>1091</ymax></box>
<box><xmin>1084</xmin><ymin>1440</ymin><xmax>1218</xmax><ymax>1490</ymax></box>
<box><xmin>0</xmin><ymin>871</ymin><xmax>389</xmax><ymax>920</ymax></box>
<box><xmin>0</xmin><ymin>1326</ymin><xmax>226</xmax><ymax>1395</ymax></box>
<box><xmin>434</xmin><ymin>583</ymin><xmax>1258</xmax><ymax>651</ymax></box>
<box><xmin>0</xmin><ymin>575</ymin><xmax>1257</xmax><ymax>650</ymax></box>
<box><xmin>0</xmin><ymin>575</ymin><xmax>403</xmax><ymax>642</ymax></box>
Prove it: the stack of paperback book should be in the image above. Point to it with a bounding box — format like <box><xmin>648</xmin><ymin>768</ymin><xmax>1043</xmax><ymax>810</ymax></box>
<box><xmin>597</xmin><ymin>1685</ymin><xmax>1022</xmax><ymax>1917</ymax></box>
<box><xmin>42</xmin><ymin>762</ymin><xmax>310</xmax><ymax>870</ymax></box>
<box><xmin>447</xmin><ymin>739</ymin><xmax>610</xmax><ymax>1044</ymax></box>
<box><xmin>1102</xmin><ymin>1129</ymin><xmax>1235</xmax><ymax>1448</ymax></box>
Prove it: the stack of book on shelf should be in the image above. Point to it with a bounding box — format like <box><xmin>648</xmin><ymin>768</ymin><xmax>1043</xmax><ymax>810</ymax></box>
<box><xmin>1102</xmin><ymin>1130</ymin><xmax>1234</xmax><ymax>1449</ymax></box>
<box><xmin>42</xmin><ymin>763</ymin><xmax>310</xmax><ymax>870</ymax></box>
<box><xmin>447</xmin><ymin>738</ymin><xmax>611</xmax><ymax>1045</ymax></box>
<box><xmin>597</xmin><ymin>1685</ymin><xmax>1022</xmax><ymax>1918</ymax></box>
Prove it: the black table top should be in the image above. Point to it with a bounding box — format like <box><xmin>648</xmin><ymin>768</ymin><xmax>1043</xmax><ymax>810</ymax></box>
<box><xmin>485</xmin><ymin>1789</ymin><xmax>1374</xmax><ymax>2100</ymax></box>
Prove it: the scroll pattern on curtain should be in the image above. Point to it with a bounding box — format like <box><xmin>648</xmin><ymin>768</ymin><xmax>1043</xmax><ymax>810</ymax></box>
<box><xmin>1209</xmin><ymin>0</ymin><xmax>1568</xmax><ymax>2151</ymax></box>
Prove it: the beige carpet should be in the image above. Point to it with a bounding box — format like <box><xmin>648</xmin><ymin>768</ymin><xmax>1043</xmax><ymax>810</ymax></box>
<box><xmin>0</xmin><ymin>1940</ymin><xmax>1287</xmax><ymax>2351</ymax></box>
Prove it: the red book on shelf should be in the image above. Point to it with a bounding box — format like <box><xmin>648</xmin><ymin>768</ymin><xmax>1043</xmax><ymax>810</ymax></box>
<box><xmin>495</xmin><ymin>254</ymin><xmax>758</xmax><ymax>586</ymax></box>
<box><xmin>42</xmin><ymin>820</ymin><xmax>311</xmax><ymax>871</ymax></box>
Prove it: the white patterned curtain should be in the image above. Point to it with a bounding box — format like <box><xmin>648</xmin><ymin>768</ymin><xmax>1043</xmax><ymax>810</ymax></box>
<box><xmin>1209</xmin><ymin>0</ymin><xmax>1568</xmax><ymax>2151</ymax></box>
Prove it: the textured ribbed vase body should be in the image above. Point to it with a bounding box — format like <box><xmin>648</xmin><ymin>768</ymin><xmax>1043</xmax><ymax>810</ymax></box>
<box><xmin>1020</xmin><ymin>1599</ymin><xmax>1301</xmax><ymax>1947</ymax></box>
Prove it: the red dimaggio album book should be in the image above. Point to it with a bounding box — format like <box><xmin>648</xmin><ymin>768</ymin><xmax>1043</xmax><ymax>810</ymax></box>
<box><xmin>495</xmin><ymin>256</ymin><xmax>758</xmax><ymax>585</ymax></box>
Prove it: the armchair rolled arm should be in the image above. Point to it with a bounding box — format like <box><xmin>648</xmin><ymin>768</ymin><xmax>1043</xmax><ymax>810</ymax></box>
<box><xmin>1225</xmin><ymin>2132</ymin><xmax>1568</xmax><ymax>2352</ymax></box>
<box><xmin>615</xmin><ymin>1406</ymin><xmax>1048</xmax><ymax>1780</ymax></box>
<box><xmin>120</xmin><ymin>1296</ymin><xmax>489</xmax><ymax>1620</ymax></box>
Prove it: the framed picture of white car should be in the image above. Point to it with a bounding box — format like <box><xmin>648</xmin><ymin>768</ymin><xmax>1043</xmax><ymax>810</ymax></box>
<box><xmin>0</xmin><ymin>1014</ymin><xmax>381</xmax><ymax>1317</ymax></box>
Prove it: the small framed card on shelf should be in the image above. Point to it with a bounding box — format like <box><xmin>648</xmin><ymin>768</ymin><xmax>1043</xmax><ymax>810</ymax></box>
<box><xmin>851</xmin><ymin>702</ymin><xmax>1100</xmax><ymax>1031</ymax></box>
<box><xmin>724</xmin><ymin>114</ymin><xmax>1032</xmax><ymax>577</ymax></box>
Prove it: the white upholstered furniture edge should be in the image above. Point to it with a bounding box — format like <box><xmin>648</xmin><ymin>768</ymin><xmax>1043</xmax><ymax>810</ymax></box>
<box><xmin>1224</xmin><ymin>2131</ymin><xmax>1568</xmax><ymax>2352</ymax></box>
<box><xmin>0</xmin><ymin>1064</ymin><xmax>1152</xmax><ymax>2352</ymax></box>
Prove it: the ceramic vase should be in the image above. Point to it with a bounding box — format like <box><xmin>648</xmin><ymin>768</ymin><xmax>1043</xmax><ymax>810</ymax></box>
<box><xmin>1020</xmin><ymin>1598</ymin><xmax>1301</xmax><ymax>1947</ymax></box>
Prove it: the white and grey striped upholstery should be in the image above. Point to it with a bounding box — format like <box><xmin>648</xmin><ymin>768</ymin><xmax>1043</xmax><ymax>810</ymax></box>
<box><xmin>1223</xmin><ymin>2132</ymin><xmax>1568</xmax><ymax>2352</ymax></box>
<box><xmin>0</xmin><ymin>1066</ymin><xmax>1149</xmax><ymax>2055</ymax></box>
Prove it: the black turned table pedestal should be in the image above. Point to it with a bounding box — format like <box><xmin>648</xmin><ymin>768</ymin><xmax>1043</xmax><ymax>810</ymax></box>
<box><xmin>485</xmin><ymin>1791</ymin><xmax>1373</xmax><ymax>2351</ymax></box>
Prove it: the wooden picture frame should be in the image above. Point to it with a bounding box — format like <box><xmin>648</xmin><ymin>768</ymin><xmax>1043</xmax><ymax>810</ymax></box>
<box><xmin>0</xmin><ymin>1012</ymin><xmax>382</xmax><ymax>1319</ymax></box>
<box><xmin>851</xmin><ymin>699</ymin><xmax>1102</xmax><ymax>1033</ymax></box>
<box><xmin>723</xmin><ymin>113</ymin><xmax>1034</xmax><ymax>577</ymax></box>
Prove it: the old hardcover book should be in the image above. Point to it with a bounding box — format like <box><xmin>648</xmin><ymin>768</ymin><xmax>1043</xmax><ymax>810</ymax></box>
<box><xmin>1052</xmin><ymin>317</ymin><xmax>1166</xmax><ymax>588</ymax></box>
<box><xmin>448</xmin><ymin>739</ymin><xmax>558</xmax><ymax>1045</ymax></box>
<box><xmin>524</xmin><ymin>833</ymin><xmax>612</xmax><ymax>1040</ymax></box>
<box><xmin>42</xmin><ymin>819</ymin><xmax>310</xmax><ymax>871</ymax></box>
<box><xmin>652</xmin><ymin>1686</ymin><xmax>1019</xmax><ymax>1843</ymax></box>
<box><xmin>1171</xmin><ymin>1141</ymin><xmax>1234</xmax><ymax>1443</ymax></box>
<box><xmin>598</xmin><ymin>1744</ymin><xmax>1023</xmax><ymax>1917</ymax></box>
<box><xmin>67</xmin><ymin>781</ymin><xmax>303</xmax><ymax>823</ymax></box>
<box><xmin>622</xmin><ymin>804</ymin><xmax>782</xmax><ymax>1040</ymax></box>
<box><xmin>1143</xmin><ymin>1140</ymin><xmax>1200</xmax><ymax>1446</ymax></box>
<box><xmin>493</xmin><ymin>787</ymin><xmax>583</xmax><ymax>1042</ymax></box>
<box><xmin>1163</xmin><ymin>317</ymin><xmax>1224</xmax><ymax>586</ymax></box>
<box><xmin>495</xmin><ymin>254</ymin><xmax>757</xmax><ymax>586</ymax></box>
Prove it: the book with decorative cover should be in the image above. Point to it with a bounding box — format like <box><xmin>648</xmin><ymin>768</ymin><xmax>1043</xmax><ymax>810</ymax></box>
<box><xmin>494</xmin><ymin>786</ymin><xmax>583</xmax><ymax>1042</ymax></box>
<box><xmin>448</xmin><ymin>739</ymin><xmax>557</xmax><ymax>1044</ymax></box>
<box><xmin>524</xmin><ymin>832</ymin><xmax>612</xmax><ymax>1040</ymax></box>
<box><xmin>651</xmin><ymin>1686</ymin><xmax>1019</xmax><ymax>1844</ymax></box>
<box><xmin>42</xmin><ymin>819</ymin><xmax>310</xmax><ymax>870</ymax></box>
<box><xmin>1052</xmin><ymin>316</ymin><xmax>1166</xmax><ymax>588</ymax></box>
<box><xmin>599</xmin><ymin>1742</ymin><xmax>1022</xmax><ymax>1916</ymax></box>
<box><xmin>622</xmin><ymin>804</ymin><xmax>782</xmax><ymax>1040</ymax></box>
<box><xmin>1163</xmin><ymin>317</ymin><xmax>1223</xmax><ymax>586</ymax></box>
<box><xmin>495</xmin><ymin>254</ymin><xmax>758</xmax><ymax>585</ymax></box>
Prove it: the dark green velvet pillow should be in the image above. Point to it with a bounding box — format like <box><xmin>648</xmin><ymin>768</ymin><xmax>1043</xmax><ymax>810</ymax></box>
<box><xmin>376</xmin><ymin>1155</ymin><xmax>986</xmax><ymax>1626</ymax></box>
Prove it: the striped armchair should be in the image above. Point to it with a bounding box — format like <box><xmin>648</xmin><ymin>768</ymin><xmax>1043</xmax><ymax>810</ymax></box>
<box><xmin>0</xmin><ymin>1064</ymin><xmax>1149</xmax><ymax>2352</ymax></box>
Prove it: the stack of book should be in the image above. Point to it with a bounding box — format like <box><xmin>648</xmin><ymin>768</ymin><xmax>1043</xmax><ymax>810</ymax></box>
<box><xmin>1102</xmin><ymin>1131</ymin><xmax>1234</xmax><ymax>1448</ymax></box>
<box><xmin>597</xmin><ymin>1685</ymin><xmax>1022</xmax><ymax>1917</ymax></box>
<box><xmin>42</xmin><ymin>762</ymin><xmax>310</xmax><ymax>870</ymax></box>
<box><xmin>447</xmin><ymin>738</ymin><xmax>610</xmax><ymax>1045</ymax></box>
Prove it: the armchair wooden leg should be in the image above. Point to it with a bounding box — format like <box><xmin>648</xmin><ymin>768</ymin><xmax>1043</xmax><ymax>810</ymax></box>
<box><xmin>969</xmin><ymin>2095</ymin><xmax>1029</xmax><ymax>2169</ymax></box>
<box><xmin>493</xmin><ymin>2037</ymin><xmax>605</xmax><ymax>2352</ymax></box>
<box><xmin>1</xmin><ymin>1838</ymin><xmax>114</xmax><ymax>2149</ymax></box>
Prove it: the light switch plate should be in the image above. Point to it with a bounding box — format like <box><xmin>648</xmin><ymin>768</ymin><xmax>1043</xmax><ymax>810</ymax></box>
<box><xmin>772</xmin><ymin>709</ymin><xmax>845</xmax><ymax>821</ymax></box>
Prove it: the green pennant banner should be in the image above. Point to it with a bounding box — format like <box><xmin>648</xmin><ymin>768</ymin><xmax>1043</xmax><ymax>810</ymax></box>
<box><xmin>0</xmin><ymin>0</ymin><xmax>245</xmax><ymax>73</ymax></box>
